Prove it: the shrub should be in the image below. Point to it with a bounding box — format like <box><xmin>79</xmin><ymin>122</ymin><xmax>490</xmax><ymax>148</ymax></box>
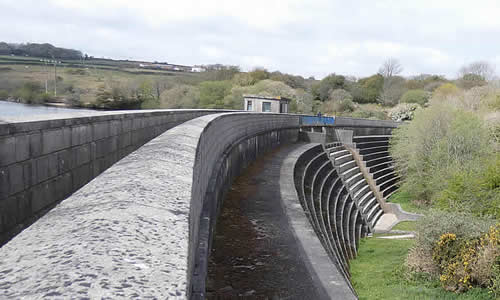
<box><xmin>488</xmin><ymin>95</ymin><xmax>500</xmax><ymax>111</ymax></box>
<box><xmin>433</xmin><ymin>224</ymin><xmax>499</xmax><ymax>293</ymax></box>
<box><xmin>490</xmin><ymin>259</ymin><xmax>500</xmax><ymax>297</ymax></box>
<box><xmin>457</xmin><ymin>73</ymin><xmax>487</xmax><ymax>90</ymax></box>
<box><xmin>407</xmin><ymin>211</ymin><xmax>498</xmax><ymax>294</ymax></box>
<box><xmin>14</xmin><ymin>81</ymin><xmax>45</xmax><ymax>104</ymax></box>
<box><xmin>322</xmin><ymin>98</ymin><xmax>355</xmax><ymax>115</ymax></box>
<box><xmin>434</xmin><ymin>155</ymin><xmax>500</xmax><ymax>218</ymax></box>
<box><xmin>66</xmin><ymin>68</ymin><xmax>87</xmax><ymax>76</ymax></box>
<box><xmin>328</xmin><ymin>88</ymin><xmax>352</xmax><ymax>102</ymax></box>
<box><xmin>390</xmin><ymin>104</ymin><xmax>492</xmax><ymax>205</ymax></box>
<box><xmin>411</xmin><ymin>211</ymin><xmax>494</xmax><ymax>255</ymax></box>
<box><xmin>0</xmin><ymin>89</ymin><xmax>8</xmax><ymax>99</ymax></box>
<box><xmin>433</xmin><ymin>83</ymin><xmax>461</xmax><ymax>100</ymax></box>
<box><xmin>400</xmin><ymin>89</ymin><xmax>430</xmax><ymax>106</ymax></box>
<box><xmin>160</xmin><ymin>85</ymin><xmax>200</xmax><ymax>109</ymax></box>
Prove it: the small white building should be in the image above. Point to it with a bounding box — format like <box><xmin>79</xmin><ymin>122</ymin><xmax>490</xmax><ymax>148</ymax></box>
<box><xmin>191</xmin><ymin>66</ymin><xmax>205</xmax><ymax>72</ymax></box>
<box><xmin>243</xmin><ymin>95</ymin><xmax>290</xmax><ymax>113</ymax></box>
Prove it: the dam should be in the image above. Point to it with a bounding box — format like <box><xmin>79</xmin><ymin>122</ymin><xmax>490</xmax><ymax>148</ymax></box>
<box><xmin>0</xmin><ymin>110</ymin><xmax>417</xmax><ymax>299</ymax></box>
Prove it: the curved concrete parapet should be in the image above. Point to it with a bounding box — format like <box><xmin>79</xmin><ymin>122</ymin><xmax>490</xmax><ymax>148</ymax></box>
<box><xmin>0</xmin><ymin>112</ymin><xmax>300</xmax><ymax>299</ymax></box>
<box><xmin>0</xmin><ymin>109</ymin><xmax>231</xmax><ymax>245</ymax></box>
<box><xmin>281</xmin><ymin>144</ymin><xmax>357</xmax><ymax>300</ymax></box>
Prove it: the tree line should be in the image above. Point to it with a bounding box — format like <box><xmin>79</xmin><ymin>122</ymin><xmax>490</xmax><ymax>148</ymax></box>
<box><xmin>99</xmin><ymin>58</ymin><xmax>495</xmax><ymax>118</ymax></box>
<box><xmin>0</xmin><ymin>42</ymin><xmax>83</xmax><ymax>60</ymax></box>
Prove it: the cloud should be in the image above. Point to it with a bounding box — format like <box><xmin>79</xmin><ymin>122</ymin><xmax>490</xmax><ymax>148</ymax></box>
<box><xmin>1</xmin><ymin>0</ymin><xmax>499</xmax><ymax>79</ymax></box>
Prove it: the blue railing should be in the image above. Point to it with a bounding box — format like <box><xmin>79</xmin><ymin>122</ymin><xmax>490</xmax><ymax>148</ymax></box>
<box><xmin>301</xmin><ymin>115</ymin><xmax>335</xmax><ymax>126</ymax></box>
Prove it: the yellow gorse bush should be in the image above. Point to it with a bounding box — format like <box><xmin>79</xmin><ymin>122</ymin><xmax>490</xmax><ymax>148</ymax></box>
<box><xmin>434</xmin><ymin>224</ymin><xmax>500</xmax><ymax>293</ymax></box>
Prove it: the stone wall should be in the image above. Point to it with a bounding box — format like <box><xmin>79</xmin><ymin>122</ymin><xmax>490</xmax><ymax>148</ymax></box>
<box><xmin>0</xmin><ymin>109</ymin><xmax>225</xmax><ymax>244</ymax></box>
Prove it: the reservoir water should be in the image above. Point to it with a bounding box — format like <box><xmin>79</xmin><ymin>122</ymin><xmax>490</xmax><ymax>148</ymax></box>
<box><xmin>0</xmin><ymin>101</ymin><xmax>94</xmax><ymax>117</ymax></box>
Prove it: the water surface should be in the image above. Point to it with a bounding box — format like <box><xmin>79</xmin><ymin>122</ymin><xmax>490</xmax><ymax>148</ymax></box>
<box><xmin>0</xmin><ymin>100</ymin><xmax>94</xmax><ymax>117</ymax></box>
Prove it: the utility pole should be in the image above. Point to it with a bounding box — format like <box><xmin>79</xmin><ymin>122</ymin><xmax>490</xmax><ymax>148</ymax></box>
<box><xmin>53</xmin><ymin>60</ymin><xmax>57</xmax><ymax>97</ymax></box>
<box><xmin>45</xmin><ymin>60</ymin><xmax>48</xmax><ymax>93</ymax></box>
<box><xmin>40</xmin><ymin>59</ymin><xmax>49</xmax><ymax>93</ymax></box>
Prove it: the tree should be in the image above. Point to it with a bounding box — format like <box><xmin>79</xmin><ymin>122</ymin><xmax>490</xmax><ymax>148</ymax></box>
<box><xmin>199</xmin><ymin>80</ymin><xmax>232</xmax><ymax>108</ymax></box>
<box><xmin>458</xmin><ymin>61</ymin><xmax>495</xmax><ymax>81</ymax></box>
<box><xmin>328</xmin><ymin>88</ymin><xmax>352</xmax><ymax>102</ymax></box>
<box><xmin>160</xmin><ymin>85</ymin><xmax>200</xmax><ymax>109</ymax></box>
<box><xmin>405</xmin><ymin>74</ymin><xmax>448</xmax><ymax>91</ymax></box>
<box><xmin>378</xmin><ymin>58</ymin><xmax>403</xmax><ymax>78</ymax></box>
<box><xmin>457</xmin><ymin>73</ymin><xmax>487</xmax><ymax>90</ymax></box>
<box><xmin>269</xmin><ymin>71</ymin><xmax>306</xmax><ymax>89</ymax></box>
<box><xmin>138</xmin><ymin>81</ymin><xmax>159</xmax><ymax>108</ymax></box>
<box><xmin>232</xmin><ymin>73</ymin><xmax>257</xmax><ymax>86</ymax></box>
<box><xmin>0</xmin><ymin>42</ymin><xmax>12</xmax><ymax>55</ymax></box>
<box><xmin>294</xmin><ymin>89</ymin><xmax>313</xmax><ymax>114</ymax></box>
<box><xmin>378</xmin><ymin>76</ymin><xmax>407</xmax><ymax>106</ymax></box>
<box><xmin>314</xmin><ymin>74</ymin><xmax>346</xmax><ymax>101</ymax></box>
<box><xmin>350</xmin><ymin>74</ymin><xmax>384</xmax><ymax>103</ymax></box>
<box><xmin>248</xmin><ymin>67</ymin><xmax>270</xmax><ymax>82</ymax></box>
<box><xmin>202</xmin><ymin>65</ymin><xmax>240</xmax><ymax>81</ymax></box>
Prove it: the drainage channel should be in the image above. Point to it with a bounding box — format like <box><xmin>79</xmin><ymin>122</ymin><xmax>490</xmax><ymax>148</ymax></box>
<box><xmin>206</xmin><ymin>145</ymin><xmax>321</xmax><ymax>299</ymax></box>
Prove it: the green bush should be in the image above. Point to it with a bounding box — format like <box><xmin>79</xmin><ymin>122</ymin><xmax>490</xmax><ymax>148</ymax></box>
<box><xmin>435</xmin><ymin>155</ymin><xmax>500</xmax><ymax>218</ymax></box>
<box><xmin>0</xmin><ymin>89</ymin><xmax>8</xmax><ymax>99</ymax></box>
<box><xmin>199</xmin><ymin>80</ymin><xmax>232</xmax><ymax>108</ymax></box>
<box><xmin>430</xmin><ymin>224</ymin><xmax>500</xmax><ymax>293</ymax></box>
<box><xmin>390</xmin><ymin>104</ymin><xmax>492</xmax><ymax>206</ymax></box>
<box><xmin>322</xmin><ymin>97</ymin><xmax>355</xmax><ymax>115</ymax></box>
<box><xmin>14</xmin><ymin>81</ymin><xmax>46</xmax><ymax>104</ymax></box>
<box><xmin>401</xmin><ymin>89</ymin><xmax>430</xmax><ymax>106</ymax></box>
<box><xmin>412</xmin><ymin>211</ymin><xmax>494</xmax><ymax>255</ymax></box>
<box><xmin>491</xmin><ymin>259</ymin><xmax>500</xmax><ymax>297</ymax></box>
<box><xmin>489</xmin><ymin>95</ymin><xmax>500</xmax><ymax>111</ymax></box>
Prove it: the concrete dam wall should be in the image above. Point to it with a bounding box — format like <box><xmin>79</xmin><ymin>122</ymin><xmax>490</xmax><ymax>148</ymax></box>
<box><xmin>0</xmin><ymin>110</ymin><xmax>400</xmax><ymax>299</ymax></box>
<box><xmin>0</xmin><ymin>112</ymin><xmax>301</xmax><ymax>298</ymax></box>
<box><xmin>0</xmin><ymin>109</ymin><xmax>226</xmax><ymax>244</ymax></box>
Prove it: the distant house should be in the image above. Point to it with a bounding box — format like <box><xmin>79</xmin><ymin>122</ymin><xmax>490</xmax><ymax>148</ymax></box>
<box><xmin>191</xmin><ymin>66</ymin><xmax>205</xmax><ymax>72</ymax></box>
<box><xmin>243</xmin><ymin>95</ymin><xmax>290</xmax><ymax>113</ymax></box>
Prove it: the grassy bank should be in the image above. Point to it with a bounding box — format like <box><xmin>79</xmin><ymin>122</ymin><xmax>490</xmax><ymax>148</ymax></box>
<box><xmin>350</xmin><ymin>237</ymin><xmax>494</xmax><ymax>299</ymax></box>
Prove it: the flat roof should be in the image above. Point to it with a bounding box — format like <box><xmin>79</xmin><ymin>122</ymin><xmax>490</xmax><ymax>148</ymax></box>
<box><xmin>243</xmin><ymin>95</ymin><xmax>291</xmax><ymax>102</ymax></box>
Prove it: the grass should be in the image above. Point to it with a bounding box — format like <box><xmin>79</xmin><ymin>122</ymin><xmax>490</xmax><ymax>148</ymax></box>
<box><xmin>388</xmin><ymin>190</ymin><xmax>428</xmax><ymax>214</ymax></box>
<box><xmin>392</xmin><ymin>221</ymin><xmax>417</xmax><ymax>231</ymax></box>
<box><xmin>350</xmin><ymin>237</ymin><xmax>494</xmax><ymax>299</ymax></box>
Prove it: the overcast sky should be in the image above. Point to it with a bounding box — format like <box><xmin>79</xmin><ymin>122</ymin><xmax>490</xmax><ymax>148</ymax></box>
<box><xmin>2</xmin><ymin>0</ymin><xmax>500</xmax><ymax>79</ymax></box>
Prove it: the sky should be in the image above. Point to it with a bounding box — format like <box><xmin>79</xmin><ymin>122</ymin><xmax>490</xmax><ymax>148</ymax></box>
<box><xmin>1</xmin><ymin>0</ymin><xmax>500</xmax><ymax>79</ymax></box>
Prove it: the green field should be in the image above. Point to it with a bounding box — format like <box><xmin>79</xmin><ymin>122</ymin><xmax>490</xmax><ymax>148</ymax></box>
<box><xmin>0</xmin><ymin>55</ymin><xmax>201</xmax><ymax>106</ymax></box>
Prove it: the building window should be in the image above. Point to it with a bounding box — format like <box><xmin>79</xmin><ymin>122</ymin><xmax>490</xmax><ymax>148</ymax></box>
<box><xmin>247</xmin><ymin>100</ymin><xmax>253</xmax><ymax>111</ymax></box>
<box><xmin>262</xmin><ymin>102</ymin><xmax>271</xmax><ymax>112</ymax></box>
